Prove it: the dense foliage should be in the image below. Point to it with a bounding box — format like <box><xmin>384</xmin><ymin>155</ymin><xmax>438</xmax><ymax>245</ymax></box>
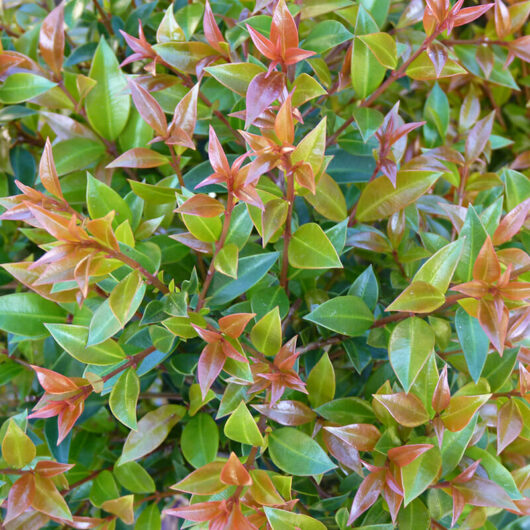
<box><xmin>0</xmin><ymin>0</ymin><xmax>529</xmax><ymax>528</ymax></box>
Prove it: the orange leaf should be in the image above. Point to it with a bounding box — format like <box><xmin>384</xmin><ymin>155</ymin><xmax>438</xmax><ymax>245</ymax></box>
<box><xmin>493</xmin><ymin>198</ymin><xmax>530</xmax><ymax>246</ymax></box>
<box><xmin>39</xmin><ymin>2</ymin><xmax>65</xmax><ymax>76</ymax></box>
<box><xmin>198</xmin><ymin>341</ymin><xmax>225</xmax><ymax>399</ymax></box>
<box><xmin>245</xmin><ymin>71</ymin><xmax>285</xmax><ymax>129</ymax></box>
<box><xmin>220</xmin><ymin>452</ymin><xmax>252</xmax><ymax>486</ymax></box>
<box><xmin>218</xmin><ymin>313</ymin><xmax>255</xmax><ymax>338</ymax></box>
<box><xmin>271</xmin><ymin>0</ymin><xmax>299</xmax><ymax>53</ymax></box>
<box><xmin>477</xmin><ymin>299</ymin><xmax>508</xmax><ymax>355</ymax></box>
<box><xmin>39</xmin><ymin>138</ymin><xmax>63</xmax><ymax>199</ymax></box>
<box><xmin>509</xmin><ymin>35</ymin><xmax>530</xmax><ymax>63</ymax></box>
<box><xmin>172</xmin><ymin>462</ymin><xmax>225</xmax><ymax>495</ymax></box>
<box><xmin>127</xmin><ymin>79</ymin><xmax>167</xmax><ymax>138</ymax></box>
<box><xmin>347</xmin><ymin>468</ymin><xmax>386</xmax><ymax>525</ymax></box>
<box><xmin>31</xmin><ymin>365</ymin><xmax>79</xmax><ymax>394</ymax></box>
<box><xmin>176</xmin><ymin>194</ymin><xmax>225</xmax><ymax>218</ymax></box>
<box><xmin>165</xmin><ymin>501</ymin><xmax>223</xmax><ymax>522</ymax></box>
<box><xmin>432</xmin><ymin>364</ymin><xmax>451</xmax><ymax>413</ymax></box>
<box><xmin>35</xmin><ymin>461</ymin><xmax>75</xmax><ymax>477</ymax></box>
<box><xmin>372</xmin><ymin>393</ymin><xmax>430</xmax><ymax>427</ymax></box>
<box><xmin>453</xmin><ymin>459</ymin><xmax>482</xmax><ymax>483</ymax></box>
<box><xmin>473</xmin><ymin>236</ymin><xmax>500</xmax><ymax>283</ymax></box>
<box><xmin>57</xmin><ymin>399</ymin><xmax>84</xmax><ymax>444</ymax></box>
<box><xmin>106</xmin><ymin>148</ymin><xmax>169</xmax><ymax>168</ymax></box>
<box><xmin>441</xmin><ymin>394</ymin><xmax>491</xmax><ymax>432</ymax></box>
<box><xmin>203</xmin><ymin>0</ymin><xmax>226</xmax><ymax>55</ymax></box>
<box><xmin>5</xmin><ymin>473</ymin><xmax>35</xmax><ymax>524</ymax></box>
<box><xmin>274</xmin><ymin>93</ymin><xmax>294</xmax><ymax>145</ymax></box>
<box><xmin>208</xmin><ymin>125</ymin><xmax>231</xmax><ymax>178</ymax></box>
<box><xmin>168</xmin><ymin>83</ymin><xmax>199</xmax><ymax>149</ymax></box>
<box><xmin>497</xmin><ymin>399</ymin><xmax>523</xmax><ymax>454</ymax></box>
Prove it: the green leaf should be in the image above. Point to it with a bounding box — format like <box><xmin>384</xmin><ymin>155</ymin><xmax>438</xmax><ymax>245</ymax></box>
<box><xmin>406</xmin><ymin>52</ymin><xmax>467</xmax><ymax>80</ymax></box>
<box><xmin>119</xmin><ymin>405</ymin><xmax>185</xmax><ymax>464</ymax></box>
<box><xmin>109</xmin><ymin>368</ymin><xmax>140</xmax><ymax>430</ymax></box>
<box><xmin>52</xmin><ymin>138</ymin><xmax>105</xmax><ymax>176</ymax></box>
<box><xmin>85</xmin><ymin>37</ymin><xmax>130</xmax><ymax>141</ymax></box>
<box><xmin>455</xmin><ymin>308</ymin><xmax>489</xmax><ymax>383</ymax></box>
<box><xmin>348</xmin><ymin>265</ymin><xmax>379</xmax><ymax>311</ymax></box>
<box><xmin>109</xmin><ymin>270</ymin><xmax>146</xmax><ymax>327</ymax></box>
<box><xmin>482</xmin><ymin>348</ymin><xmax>518</xmax><ymax>392</ymax></box>
<box><xmin>398</xmin><ymin>498</ymin><xmax>430</xmax><ymax>530</ymax></box>
<box><xmin>250</xmin><ymin>306</ymin><xmax>282</xmax><ymax>356</ymax></box>
<box><xmin>455</xmin><ymin>205</ymin><xmax>488</xmax><ymax>282</ymax></box>
<box><xmin>46</xmin><ymin>323</ymin><xmax>126</xmax><ymax>365</ymax></box>
<box><xmin>205</xmin><ymin>63</ymin><xmax>265</xmax><ymax>96</ymax></box>
<box><xmin>264</xmin><ymin>507</ymin><xmax>327</xmax><ymax>530</ymax></box>
<box><xmin>268</xmin><ymin>427</ymin><xmax>337</xmax><ymax>476</ymax></box>
<box><xmin>401</xmin><ymin>445</ymin><xmax>441</xmax><ymax>505</ymax></box>
<box><xmin>304</xmin><ymin>173</ymin><xmax>347</xmax><ymax>222</ymax></box>
<box><xmin>303</xmin><ymin>21</ymin><xmax>353</xmax><ymax>54</ymax></box>
<box><xmin>304</xmin><ymin>296</ymin><xmax>374</xmax><ymax>336</ymax></box>
<box><xmin>224</xmin><ymin>401</ymin><xmax>264</xmax><ymax>446</ymax></box>
<box><xmin>213</xmin><ymin>243</ymin><xmax>238</xmax><ymax>278</ymax></box>
<box><xmin>0</xmin><ymin>73</ymin><xmax>56</xmax><ymax>104</ymax></box>
<box><xmin>307</xmin><ymin>352</ymin><xmax>335</xmax><ymax>408</ymax></box>
<box><xmin>413</xmin><ymin>239</ymin><xmax>464</xmax><ymax>293</ymax></box>
<box><xmin>386</xmin><ymin>281</ymin><xmax>445</xmax><ymax>313</ymax></box>
<box><xmin>1</xmin><ymin>420</ymin><xmax>35</xmax><ymax>468</ymax></box>
<box><xmin>114</xmin><ymin>461</ymin><xmax>155</xmax><ymax>494</ymax></box>
<box><xmin>181</xmin><ymin>413</ymin><xmax>219</xmax><ymax>468</ymax></box>
<box><xmin>88</xmin><ymin>298</ymin><xmax>122</xmax><ymax>346</ymax></box>
<box><xmin>153</xmin><ymin>42</ymin><xmax>218</xmax><ymax>75</ymax></box>
<box><xmin>389</xmin><ymin>317</ymin><xmax>435</xmax><ymax>392</ymax></box>
<box><xmin>441</xmin><ymin>415</ymin><xmax>477</xmax><ymax>475</ymax></box>
<box><xmin>352</xmin><ymin>107</ymin><xmax>384</xmax><ymax>143</ymax></box>
<box><xmin>135</xmin><ymin>503</ymin><xmax>161</xmax><ymax>530</ymax></box>
<box><xmin>209</xmin><ymin>252</ymin><xmax>279</xmax><ymax>306</ymax></box>
<box><xmin>424</xmin><ymin>83</ymin><xmax>449</xmax><ymax>139</ymax></box>
<box><xmin>358</xmin><ymin>33</ymin><xmax>397</xmax><ymax>69</ymax></box>
<box><xmin>289</xmin><ymin>223</ymin><xmax>342</xmax><ymax>269</ymax></box>
<box><xmin>351</xmin><ymin>32</ymin><xmax>385</xmax><ymax>98</ymax></box>
<box><xmin>181</xmin><ymin>212</ymin><xmax>222</xmax><ymax>242</ymax></box>
<box><xmin>87</xmin><ymin>173</ymin><xmax>132</xmax><ymax>226</ymax></box>
<box><xmin>316</xmin><ymin>397</ymin><xmax>376</xmax><ymax>424</ymax></box>
<box><xmin>291</xmin><ymin>74</ymin><xmax>327</xmax><ymax>107</ymax></box>
<box><xmin>90</xmin><ymin>470</ymin><xmax>119</xmax><ymax>507</ymax></box>
<box><xmin>0</xmin><ymin>293</ymin><xmax>66</xmax><ymax>338</ymax></box>
<box><xmin>291</xmin><ymin>118</ymin><xmax>327</xmax><ymax>177</ymax></box>
<box><xmin>356</xmin><ymin>170</ymin><xmax>441</xmax><ymax>222</ymax></box>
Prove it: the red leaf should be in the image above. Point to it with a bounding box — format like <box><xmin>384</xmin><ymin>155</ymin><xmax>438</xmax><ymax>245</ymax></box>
<box><xmin>453</xmin><ymin>4</ymin><xmax>494</xmax><ymax>27</ymax></box>
<box><xmin>31</xmin><ymin>365</ymin><xmax>79</xmax><ymax>394</ymax></box>
<box><xmin>5</xmin><ymin>473</ymin><xmax>35</xmax><ymax>523</ymax></box>
<box><xmin>465</xmin><ymin>111</ymin><xmax>495</xmax><ymax>163</ymax></box>
<box><xmin>39</xmin><ymin>2</ymin><xmax>65</xmax><ymax>76</ymax></box>
<box><xmin>478</xmin><ymin>299</ymin><xmax>508</xmax><ymax>355</ymax></box>
<box><xmin>106</xmin><ymin>148</ymin><xmax>169</xmax><ymax>169</ymax></box>
<box><xmin>322</xmin><ymin>428</ymin><xmax>362</xmax><ymax>473</ymax></box>
<box><xmin>203</xmin><ymin>0</ymin><xmax>225</xmax><ymax>55</ymax></box>
<box><xmin>387</xmin><ymin>444</ymin><xmax>434</xmax><ymax>467</ymax></box>
<box><xmin>271</xmin><ymin>0</ymin><xmax>299</xmax><ymax>54</ymax></box>
<box><xmin>165</xmin><ymin>501</ymin><xmax>223</xmax><ymax>522</ymax></box>
<box><xmin>246</xmin><ymin>25</ymin><xmax>277</xmax><ymax>62</ymax></box>
<box><xmin>191</xmin><ymin>324</ymin><xmax>221</xmax><ymax>343</ymax></box>
<box><xmin>218</xmin><ymin>313</ymin><xmax>255</xmax><ymax>338</ymax></box>
<box><xmin>372</xmin><ymin>393</ymin><xmax>430</xmax><ymax>427</ymax></box>
<box><xmin>452</xmin><ymin>486</ymin><xmax>466</xmax><ymax>527</ymax></box>
<box><xmin>127</xmin><ymin>79</ymin><xmax>167</xmax><ymax>138</ymax></box>
<box><xmin>497</xmin><ymin>399</ymin><xmax>523</xmax><ymax>454</ymax></box>
<box><xmin>493</xmin><ymin>198</ymin><xmax>530</xmax><ymax>245</ymax></box>
<box><xmin>57</xmin><ymin>399</ymin><xmax>84</xmax><ymax>444</ymax></box>
<box><xmin>245</xmin><ymin>71</ymin><xmax>285</xmax><ymax>129</ymax></box>
<box><xmin>39</xmin><ymin>138</ymin><xmax>63</xmax><ymax>199</ymax></box>
<box><xmin>168</xmin><ymin>83</ymin><xmax>199</xmax><ymax>149</ymax></box>
<box><xmin>252</xmin><ymin>400</ymin><xmax>316</xmax><ymax>426</ymax></box>
<box><xmin>323</xmin><ymin>424</ymin><xmax>381</xmax><ymax>452</ymax></box>
<box><xmin>274</xmin><ymin>93</ymin><xmax>294</xmax><ymax>145</ymax></box>
<box><xmin>220</xmin><ymin>452</ymin><xmax>252</xmax><ymax>486</ymax></box>
<box><xmin>348</xmin><ymin>468</ymin><xmax>386</xmax><ymax>525</ymax></box>
<box><xmin>508</xmin><ymin>36</ymin><xmax>530</xmax><ymax>63</ymax></box>
<box><xmin>208</xmin><ymin>126</ymin><xmax>231</xmax><ymax>178</ymax></box>
<box><xmin>432</xmin><ymin>364</ymin><xmax>451</xmax><ymax>413</ymax></box>
<box><xmin>198</xmin><ymin>341</ymin><xmax>225</xmax><ymax>398</ymax></box>
<box><xmin>453</xmin><ymin>459</ymin><xmax>481</xmax><ymax>483</ymax></box>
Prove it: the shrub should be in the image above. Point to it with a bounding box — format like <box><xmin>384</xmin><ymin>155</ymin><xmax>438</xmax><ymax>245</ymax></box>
<box><xmin>0</xmin><ymin>0</ymin><xmax>529</xmax><ymax>528</ymax></box>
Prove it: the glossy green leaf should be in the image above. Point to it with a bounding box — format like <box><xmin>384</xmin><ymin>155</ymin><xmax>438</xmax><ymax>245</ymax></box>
<box><xmin>303</xmin><ymin>21</ymin><xmax>353</xmax><ymax>54</ymax></box>
<box><xmin>1</xmin><ymin>420</ymin><xmax>35</xmax><ymax>468</ymax></box>
<box><xmin>87</xmin><ymin>173</ymin><xmax>132</xmax><ymax>226</ymax></box>
<box><xmin>455</xmin><ymin>206</ymin><xmax>488</xmax><ymax>282</ymax></box>
<box><xmin>251</xmin><ymin>306</ymin><xmax>281</xmax><ymax>356</ymax></box>
<box><xmin>181</xmin><ymin>413</ymin><xmax>219</xmax><ymax>468</ymax></box>
<box><xmin>109</xmin><ymin>270</ymin><xmax>146</xmax><ymax>327</ymax></box>
<box><xmin>109</xmin><ymin>368</ymin><xmax>140</xmax><ymax>430</ymax></box>
<box><xmin>358</xmin><ymin>33</ymin><xmax>397</xmax><ymax>69</ymax></box>
<box><xmin>352</xmin><ymin>107</ymin><xmax>384</xmax><ymax>143</ymax></box>
<box><xmin>424</xmin><ymin>83</ymin><xmax>449</xmax><ymax>139</ymax></box>
<box><xmin>224</xmin><ymin>400</ymin><xmax>264</xmax><ymax>446</ymax></box>
<box><xmin>401</xmin><ymin>445</ymin><xmax>441</xmax><ymax>505</ymax></box>
<box><xmin>52</xmin><ymin>138</ymin><xmax>105</xmax><ymax>176</ymax></box>
<box><xmin>389</xmin><ymin>317</ymin><xmax>435</xmax><ymax>392</ymax></box>
<box><xmin>264</xmin><ymin>507</ymin><xmax>327</xmax><ymax>530</ymax></box>
<box><xmin>46</xmin><ymin>323</ymin><xmax>126</xmax><ymax>365</ymax></box>
<box><xmin>304</xmin><ymin>295</ymin><xmax>374</xmax><ymax>336</ymax></box>
<box><xmin>289</xmin><ymin>223</ymin><xmax>342</xmax><ymax>269</ymax></box>
<box><xmin>213</xmin><ymin>243</ymin><xmax>238</xmax><ymax>278</ymax></box>
<box><xmin>85</xmin><ymin>37</ymin><xmax>130</xmax><ymax>141</ymax></box>
<box><xmin>455</xmin><ymin>308</ymin><xmax>489</xmax><ymax>383</ymax></box>
<box><xmin>268</xmin><ymin>427</ymin><xmax>336</xmax><ymax>476</ymax></box>
<box><xmin>205</xmin><ymin>63</ymin><xmax>265</xmax><ymax>96</ymax></box>
<box><xmin>348</xmin><ymin>265</ymin><xmax>379</xmax><ymax>311</ymax></box>
<box><xmin>0</xmin><ymin>73</ymin><xmax>56</xmax><ymax>104</ymax></box>
<box><xmin>307</xmin><ymin>352</ymin><xmax>335</xmax><ymax>408</ymax></box>
<box><xmin>386</xmin><ymin>281</ymin><xmax>445</xmax><ymax>313</ymax></box>
<box><xmin>114</xmin><ymin>461</ymin><xmax>155</xmax><ymax>494</ymax></box>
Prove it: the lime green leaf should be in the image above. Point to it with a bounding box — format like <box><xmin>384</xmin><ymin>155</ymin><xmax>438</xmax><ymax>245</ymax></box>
<box><xmin>303</xmin><ymin>21</ymin><xmax>353</xmax><ymax>54</ymax></box>
<box><xmin>351</xmin><ymin>37</ymin><xmax>386</xmax><ymax>98</ymax></box>
<box><xmin>114</xmin><ymin>461</ymin><xmax>155</xmax><ymax>494</ymax></box>
<box><xmin>109</xmin><ymin>270</ymin><xmax>146</xmax><ymax>327</ymax></box>
<box><xmin>1</xmin><ymin>420</ymin><xmax>35</xmax><ymax>468</ymax></box>
<box><xmin>304</xmin><ymin>296</ymin><xmax>374</xmax><ymax>336</ymax></box>
<box><xmin>53</xmin><ymin>138</ymin><xmax>105</xmax><ymax>176</ymax></box>
<box><xmin>356</xmin><ymin>170</ymin><xmax>441</xmax><ymax>222</ymax></box>
<box><xmin>291</xmin><ymin>117</ymin><xmax>327</xmax><ymax>177</ymax></box>
<box><xmin>386</xmin><ymin>281</ymin><xmax>445</xmax><ymax>313</ymax></box>
<box><xmin>46</xmin><ymin>323</ymin><xmax>126</xmax><ymax>365</ymax></box>
<box><xmin>291</xmin><ymin>74</ymin><xmax>327</xmax><ymax>107</ymax></box>
<box><xmin>307</xmin><ymin>352</ymin><xmax>335</xmax><ymax>408</ymax></box>
<box><xmin>205</xmin><ymin>63</ymin><xmax>265</xmax><ymax>96</ymax></box>
<box><xmin>264</xmin><ymin>507</ymin><xmax>327</xmax><ymax>530</ymax></box>
<box><xmin>110</xmin><ymin>368</ymin><xmax>140</xmax><ymax>430</ymax></box>
<box><xmin>455</xmin><ymin>205</ymin><xmax>488</xmax><ymax>282</ymax></box>
<box><xmin>268</xmin><ymin>427</ymin><xmax>336</xmax><ymax>476</ymax></box>
<box><xmin>135</xmin><ymin>503</ymin><xmax>161</xmax><ymax>530</ymax></box>
<box><xmin>401</xmin><ymin>446</ymin><xmax>441</xmax><ymax>505</ymax></box>
<box><xmin>304</xmin><ymin>173</ymin><xmax>347</xmax><ymax>222</ymax></box>
<box><xmin>85</xmin><ymin>37</ymin><xmax>130</xmax><ymax>140</ymax></box>
<box><xmin>213</xmin><ymin>243</ymin><xmax>238</xmax><ymax>278</ymax></box>
<box><xmin>289</xmin><ymin>223</ymin><xmax>342</xmax><ymax>269</ymax></box>
<box><xmin>389</xmin><ymin>317</ymin><xmax>435</xmax><ymax>392</ymax></box>
<box><xmin>250</xmin><ymin>306</ymin><xmax>282</xmax><ymax>356</ymax></box>
<box><xmin>87</xmin><ymin>173</ymin><xmax>132</xmax><ymax>226</ymax></box>
<box><xmin>224</xmin><ymin>401</ymin><xmax>264</xmax><ymax>446</ymax></box>
<box><xmin>455</xmin><ymin>308</ymin><xmax>489</xmax><ymax>383</ymax></box>
<box><xmin>352</xmin><ymin>107</ymin><xmax>384</xmax><ymax>143</ymax></box>
<box><xmin>0</xmin><ymin>73</ymin><xmax>56</xmax><ymax>104</ymax></box>
<box><xmin>358</xmin><ymin>33</ymin><xmax>397</xmax><ymax>69</ymax></box>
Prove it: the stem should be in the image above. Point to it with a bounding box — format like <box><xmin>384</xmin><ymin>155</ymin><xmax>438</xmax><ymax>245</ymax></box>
<box><xmin>168</xmin><ymin>144</ymin><xmax>184</xmax><ymax>187</ymax></box>
<box><xmin>101</xmin><ymin>346</ymin><xmax>156</xmax><ymax>383</ymax></box>
<box><xmin>93</xmin><ymin>0</ymin><xmax>113</xmax><ymax>35</ymax></box>
<box><xmin>326</xmin><ymin>28</ymin><xmax>442</xmax><ymax>148</ymax></box>
<box><xmin>280</xmin><ymin>170</ymin><xmax>295</xmax><ymax>291</ymax></box>
<box><xmin>196</xmin><ymin>191</ymin><xmax>235</xmax><ymax>310</ymax></box>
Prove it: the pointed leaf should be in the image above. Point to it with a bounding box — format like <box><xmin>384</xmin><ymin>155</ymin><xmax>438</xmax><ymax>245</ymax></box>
<box><xmin>109</xmin><ymin>368</ymin><xmax>140</xmax><ymax>430</ymax></box>
<box><xmin>224</xmin><ymin>401</ymin><xmax>264</xmax><ymax>446</ymax></box>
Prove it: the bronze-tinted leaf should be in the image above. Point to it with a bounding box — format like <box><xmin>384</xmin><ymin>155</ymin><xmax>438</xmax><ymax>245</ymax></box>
<box><xmin>39</xmin><ymin>2</ymin><xmax>65</xmax><ymax>76</ymax></box>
